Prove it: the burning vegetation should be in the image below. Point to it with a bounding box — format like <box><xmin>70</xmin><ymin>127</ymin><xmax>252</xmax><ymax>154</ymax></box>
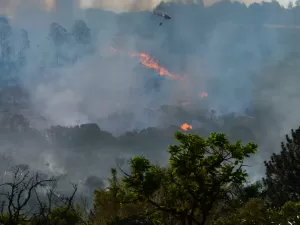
<box><xmin>110</xmin><ymin>46</ymin><xmax>184</xmax><ymax>80</ymax></box>
<box><xmin>181</xmin><ymin>123</ymin><xmax>193</xmax><ymax>131</ymax></box>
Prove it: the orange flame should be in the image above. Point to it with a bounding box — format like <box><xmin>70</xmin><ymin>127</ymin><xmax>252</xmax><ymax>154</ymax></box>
<box><xmin>181</xmin><ymin>123</ymin><xmax>192</xmax><ymax>131</ymax></box>
<box><xmin>110</xmin><ymin>47</ymin><xmax>183</xmax><ymax>80</ymax></box>
<box><xmin>110</xmin><ymin>46</ymin><xmax>209</xmax><ymax>101</ymax></box>
<box><xmin>130</xmin><ymin>52</ymin><xmax>183</xmax><ymax>80</ymax></box>
<box><xmin>200</xmin><ymin>92</ymin><xmax>208</xmax><ymax>99</ymax></box>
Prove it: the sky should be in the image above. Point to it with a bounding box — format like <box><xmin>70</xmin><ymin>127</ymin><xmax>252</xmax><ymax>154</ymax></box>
<box><xmin>0</xmin><ymin>0</ymin><xmax>296</xmax><ymax>18</ymax></box>
<box><xmin>78</xmin><ymin>0</ymin><xmax>293</xmax><ymax>10</ymax></box>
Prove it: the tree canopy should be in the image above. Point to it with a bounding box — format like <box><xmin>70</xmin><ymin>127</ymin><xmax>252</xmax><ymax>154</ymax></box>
<box><xmin>264</xmin><ymin>126</ymin><xmax>300</xmax><ymax>207</ymax></box>
<box><xmin>109</xmin><ymin>132</ymin><xmax>257</xmax><ymax>225</ymax></box>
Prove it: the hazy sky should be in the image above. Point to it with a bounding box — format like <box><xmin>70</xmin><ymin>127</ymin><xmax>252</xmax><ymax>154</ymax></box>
<box><xmin>79</xmin><ymin>0</ymin><xmax>293</xmax><ymax>10</ymax></box>
<box><xmin>0</xmin><ymin>0</ymin><xmax>295</xmax><ymax>18</ymax></box>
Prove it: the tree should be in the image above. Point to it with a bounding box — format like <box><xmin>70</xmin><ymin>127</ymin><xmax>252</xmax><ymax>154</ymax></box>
<box><xmin>116</xmin><ymin>132</ymin><xmax>257</xmax><ymax>225</ymax></box>
<box><xmin>214</xmin><ymin>180</ymin><xmax>267</xmax><ymax>218</ymax></box>
<box><xmin>0</xmin><ymin>163</ymin><xmax>84</xmax><ymax>225</ymax></box>
<box><xmin>92</xmin><ymin>169</ymin><xmax>147</xmax><ymax>225</ymax></box>
<box><xmin>36</xmin><ymin>205</ymin><xmax>83</xmax><ymax>225</ymax></box>
<box><xmin>71</xmin><ymin>20</ymin><xmax>91</xmax><ymax>45</ymax></box>
<box><xmin>31</xmin><ymin>183</ymin><xmax>82</xmax><ymax>225</ymax></box>
<box><xmin>295</xmin><ymin>0</ymin><xmax>300</xmax><ymax>7</ymax></box>
<box><xmin>214</xmin><ymin>199</ymin><xmax>275</xmax><ymax>225</ymax></box>
<box><xmin>0</xmin><ymin>165</ymin><xmax>55</xmax><ymax>225</ymax></box>
<box><xmin>48</xmin><ymin>23</ymin><xmax>69</xmax><ymax>46</ymax></box>
<box><xmin>0</xmin><ymin>19</ymin><xmax>12</xmax><ymax>62</ymax></box>
<box><xmin>230</xmin><ymin>180</ymin><xmax>266</xmax><ymax>204</ymax></box>
<box><xmin>288</xmin><ymin>1</ymin><xmax>294</xmax><ymax>8</ymax></box>
<box><xmin>17</xmin><ymin>29</ymin><xmax>30</xmax><ymax>67</ymax></box>
<box><xmin>263</xmin><ymin>126</ymin><xmax>300</xmax><ymax>207</ymax></box>
<box><xmin>214</xmin><ymin>199</ymin><xmax>300</xmax><ymax>225</ymax></box>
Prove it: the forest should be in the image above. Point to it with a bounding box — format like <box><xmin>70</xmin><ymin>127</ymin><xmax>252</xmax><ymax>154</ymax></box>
<box><xmin>1</xmin><ymin>0</ymin><xmax>300</xmax><ymax>224</ymax></box>
<box><xmin>0</xmin><ymin>128</ymin><xmax>297</xmax><ymax>225</ymax></box>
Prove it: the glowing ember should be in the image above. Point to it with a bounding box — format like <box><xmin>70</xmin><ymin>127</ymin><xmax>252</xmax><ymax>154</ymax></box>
<box><xmin>181</xmin><ymin>123</ymin><xmax>192</xmax><ymax>131</ymax></box>
<box><xmin>200</xmin><ymin>92</ymin><xmax>208</xmax><ymax>98</ymax></box>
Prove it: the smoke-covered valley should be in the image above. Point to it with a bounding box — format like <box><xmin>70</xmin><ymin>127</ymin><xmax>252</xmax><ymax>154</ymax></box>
<box><xmin>1</xmin><ymin>0</ymin><xmax>300</xmax><ymax>201</ymax></box>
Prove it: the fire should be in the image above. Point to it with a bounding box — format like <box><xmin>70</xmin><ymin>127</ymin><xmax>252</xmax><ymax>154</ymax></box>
<box><xmin>181</xmin><ymin>123</ymin><xmax>193</xmax><ymax>131</ymax></box>
<box><xmin>130</xmin><ymin>52</ymin><xmax>183</xmax><ymax>80</ymax></box>
<box><xmin>110</xmin><ymin>47</ymin><xmax>183</xmax><ymax>80</ymax></box>
<box><xmin>110</xmin><ymin>46</ymin><xmax>209</xmax><ymax>102</ymax></box>
<box><xmin>200</xmin><ymin>92</ymin><xmax>208</xmax><ymax>98</ymax></box>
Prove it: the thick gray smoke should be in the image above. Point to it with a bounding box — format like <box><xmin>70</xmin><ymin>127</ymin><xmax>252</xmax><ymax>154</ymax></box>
<box><xmin>1</xmin><ymin>0</ymin><xmax>300</xmax><ymax>194</ymax></box>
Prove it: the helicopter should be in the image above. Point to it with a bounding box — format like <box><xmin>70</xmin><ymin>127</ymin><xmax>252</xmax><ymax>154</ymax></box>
<box><xmin>153</xmin><ymin>10</ymin><xmax>172</xmax><ymax>26</ymax></box>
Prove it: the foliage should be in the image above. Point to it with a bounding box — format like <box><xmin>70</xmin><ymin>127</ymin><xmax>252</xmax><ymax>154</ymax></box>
<box><xmin>0</xmin><ymin>129</ymin><xmax>298</xmax><ymax>225</ymax></box>
<box><xmin>115</xmin><ymin>132</ymin><xmax>257</xmax><ymax>225</ymax></box>
<box><xmin>92</xmin><ymin>168</ymin><xmax>148</xmax><ymax>225</ymax></box>
<box><xmin>3</xmin><ymin>3</ymin><xmax>300</xmax><ymax>224</ymax></box>
<box><xmin>230</xmin><ymin>180</ymin><xmax>266</xmax><ymax>203</ymax></box>
<box><xmin>71</xmin><ymin>20</ymin><xmax>91</xmax><ymax>45</ymax></box>
<box><xmin>214</xmin><ymin>199</ymin><xmax>300</xmax><ymax>225</ymax></box>
<box><xmin>263</xmin><ymin>127</ymin><xmax>300</xmax><ymax>207</ymax></box>
<box><xmin>29</xmin><ymin>205</ymin><xmax>84</xmax><ymax>225</ymax></box>
<box><xmin>214</xmin><ymin>199</ymin><xmax>277</xmax><ymax>225</ymax></box>
<box><xmin>46</xmin><ymin>206</ymin><xmax>83</xmax><ymax>225</ymax></box>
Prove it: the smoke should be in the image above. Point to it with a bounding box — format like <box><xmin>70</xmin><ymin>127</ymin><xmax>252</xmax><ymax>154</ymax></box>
<box><xmin>0</xmin><ymin>0</ymin><xmax>270</xmax><ymax>19</ymax></box>
<box><xmin>1</xmin><ymin>0</ymin><xmax>300</xmax><ymax>190</ymax></box>
<box><xmin>83</xmin><ymin>0</ymin><xmax>267</xmax><ymax>12</ymax></box>
<box><xmin>85</xmin><ymin>0</ymin><xmax>165</xmax><ymax>12</ymax></box>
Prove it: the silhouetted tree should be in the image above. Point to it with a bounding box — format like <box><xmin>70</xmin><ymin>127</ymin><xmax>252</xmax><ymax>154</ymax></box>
<box><xmin>0</xmin><ymin>166</ymin><xmax>55</xmax><ymax>225</ymax></box>
<box><xmin>17</xmin><ymin>29</ymin><xmax>30</xmax><ymax>67</ymax></box>
<box><xmin>31</xmin><ymin>183</ymin><xmax>82</xmax><ymax>225</ymax></box>
<box><xmin>0</xmin><ymin>114</ymin><xmax>30</xmax><ymax>132</ymax></box>
<box><xmin>263</xmin><ymin>127</ymin><xmax>300</xmax><ymax>207</ymax></box>
<box><xmin>0</xmin><ymin>19</ymin><xmax>12</xmax><ymax>62</ymax></box>
<box><xmin>48</xmin><ymin>23</ymin><xmax>69</xmax><ymax>46</ymax></box>
<box><xmin>71</xmin><ymin>20</ymin><xmax>91</xmax><ymax>45</ymax></box>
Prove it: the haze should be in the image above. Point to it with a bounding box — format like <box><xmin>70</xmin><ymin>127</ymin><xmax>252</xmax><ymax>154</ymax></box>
<box><xmin>0</xmin><ymin>0</ymin><xmax>300</xmax><ymax>200</ymax></box>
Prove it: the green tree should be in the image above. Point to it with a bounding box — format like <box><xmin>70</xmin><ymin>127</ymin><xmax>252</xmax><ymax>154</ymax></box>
<box><xmin>214</xmin><ymin>199</ymin><xmax>277</xmax><ymax>225</ymax></box>
<box><xmin>47</xmin><ymin>206</ymin><xmax>84</xmax><ymax>225</ymax></box>
<box><xmin>263</xmin><ymin>127</ymin><xmax>300</xmax><ymax>207</ymax></box>
<box><xmin>30</xmin><ymin>205</ymin><xmax>84</xmax><ymax>225</ymax></box>
<box><xmin>230</xmin><ymin>180</ymin><xmax>266</xmax><ymax>204</ymax></box>
<box><xmin>117</xmin><ymin>132</ymin><xmax>257</xmax><ymax>225</ymax></box>
<box><xmin>92</xmin><ymin>169</ymin><xmax>147</xmax><ymax>225</ymax></box>
<box><xmin>214</xmin><ymin>199</ymin><xmax>300</xmax><ymax>225</ymax></box>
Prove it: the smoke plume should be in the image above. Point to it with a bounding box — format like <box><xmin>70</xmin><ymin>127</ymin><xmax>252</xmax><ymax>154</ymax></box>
<box><xmin>0</xmin><ymin>0</ymin><xmax>300</xmax><ymax>192</ymax></box>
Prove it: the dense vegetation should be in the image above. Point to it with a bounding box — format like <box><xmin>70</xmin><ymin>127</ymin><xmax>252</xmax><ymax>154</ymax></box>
<box><xmin>2</xmin><ymin>0</ymin><xmax>300</xmax><ymax>224</ymax></box>
<box><xmin>0</xmin><ymin>127</ymin><xmax>300</xmax><ymax>224</ymax></box>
